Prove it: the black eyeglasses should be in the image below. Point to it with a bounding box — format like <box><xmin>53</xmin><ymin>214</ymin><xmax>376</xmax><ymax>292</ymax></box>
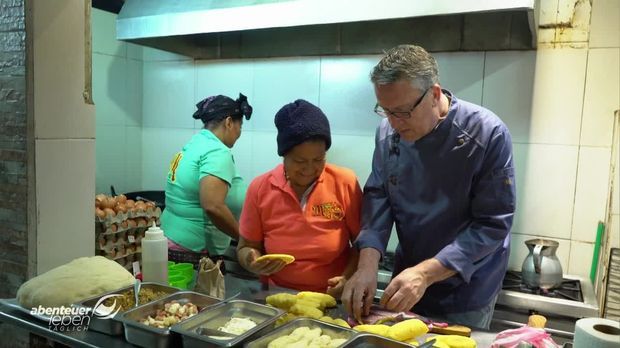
<box><xmin>374</xmin><ymin>87</ymin><xmax>430</xmax><ymax>119</ymax></box>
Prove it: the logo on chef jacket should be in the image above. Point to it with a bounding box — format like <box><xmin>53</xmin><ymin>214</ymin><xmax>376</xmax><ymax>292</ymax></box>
<box><xmin>30</xmin><ymin>294</ymin><xmax>123</xmax><ymax>331</ymax></box>
<box><xmin>311</xmin><ymin>202</ymin><xmax>344</xmax><ymax>221</ymax></box>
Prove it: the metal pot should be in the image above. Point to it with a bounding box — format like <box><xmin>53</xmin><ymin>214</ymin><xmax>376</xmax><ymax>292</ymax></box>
<box><xmin>521</xmin><ymin>238</ymin><xmax>563</xmax><ymax>289</ymax></box>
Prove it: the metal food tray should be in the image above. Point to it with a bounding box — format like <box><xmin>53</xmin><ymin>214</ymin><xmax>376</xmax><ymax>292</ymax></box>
<box><xmin>245</xmin><ymin>317</ymin><xmax>357</xmax><ymax>348</ymax></box>
<box><xmin>341</xmin><ymin>333</ymin><xmax>413</xmax><ymax>347</ymax></box>
<box><xmin>119</xmin><ymin>291</ymin><xmax>221</xmax><ymax>348</ymax></box>
<box><xmin>74</xmin><ymin>282</ymin><xmax>180</xmax><ymax>336</ymax></box>
<box><xmin>171</xmin><ymin>299</ymin><xmax>284</xmax><ymax>347</ymax></box>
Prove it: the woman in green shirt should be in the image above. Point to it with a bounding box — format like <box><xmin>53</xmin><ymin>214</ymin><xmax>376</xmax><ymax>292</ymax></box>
<box><xmin>161</xmin><ymin>93</ymin><xmax>252</xmax><ymax>268</ymax></box>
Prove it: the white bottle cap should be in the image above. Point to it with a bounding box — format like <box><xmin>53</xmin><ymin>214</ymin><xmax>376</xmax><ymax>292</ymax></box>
<box><xmin>145</xmin><ymin>221</ymin><xmax>164</xmax><ymax>240</ymax></box>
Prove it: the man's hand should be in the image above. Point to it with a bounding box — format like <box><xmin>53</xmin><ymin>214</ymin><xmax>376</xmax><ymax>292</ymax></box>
<box><xmin>380</xmin><ymin>258</ymin><xmax>457</xmax><ymax>312</ymax></box>
<box><xmin>341</xmin><ymin>248</ymin><xmax>381</xmax><ymax>323</ymax></box>
<box><xmin>380</xmin><ymin>267</ymin><xmax>429</xmax><ymax>312</ymax></box>
<box><xmin>341</xmin><ymin>269</ymin><xmax>377</xmax><ymax>323</ymax></box>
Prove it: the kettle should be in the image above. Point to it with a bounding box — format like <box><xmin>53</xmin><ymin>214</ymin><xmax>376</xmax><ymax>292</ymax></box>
<box><xmin>521</xmin><ymin>238</ymin><xmax>563</xmax><ymax>289</ymax></box>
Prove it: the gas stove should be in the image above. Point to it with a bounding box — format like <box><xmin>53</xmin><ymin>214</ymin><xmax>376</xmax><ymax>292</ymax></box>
<box><xmin>492</xmin><ymin>270</ymin><xmax>600</xmax><ymax>343</ymax></box>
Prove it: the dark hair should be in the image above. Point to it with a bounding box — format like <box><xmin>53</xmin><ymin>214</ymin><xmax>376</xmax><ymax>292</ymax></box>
<box><xmin>192</xmin><ymin>93</ymin><xmax>253</xmax><ymax>126</ymax></box>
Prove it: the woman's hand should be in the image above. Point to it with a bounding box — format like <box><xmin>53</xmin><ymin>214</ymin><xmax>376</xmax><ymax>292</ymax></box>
<box><xmin>249</xmin><ymin>257</ymin><xmax>287</xmax><ymax>276</ymax></box>
<box><xmin>326</xmin><ymin>276</ymin><xmax>347</xmax><ymax>298</ymax></box>
<box><xmin>237</xmin><ymin>242</ymin><xmax>287</xmax><ymax>276</ymax></box>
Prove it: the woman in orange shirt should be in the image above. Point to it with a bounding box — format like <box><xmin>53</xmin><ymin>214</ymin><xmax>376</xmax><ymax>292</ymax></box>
<box><xmin>237</xmin><ymin>99</ymin><xmax>362</xmax><ymax>297</ymax></box>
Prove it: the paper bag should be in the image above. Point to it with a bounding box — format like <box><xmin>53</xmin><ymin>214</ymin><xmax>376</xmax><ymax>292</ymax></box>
<box><xmin>194</xmin><ymin>257</ymin><xmax>225</xmax><ymax>299</ymax></box>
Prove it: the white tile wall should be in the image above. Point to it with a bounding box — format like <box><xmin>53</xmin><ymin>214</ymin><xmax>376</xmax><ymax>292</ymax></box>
<box><xmin>36</xmin><ymin>139</ymin><xmax>95</xmax><ymax>274</ymax></box>
<box><xmin>248</xmin><ymin>131</ymin><xmax>281</xmax><ymax>179</ymax></box>
<box><xmin>528</xmin><ymin>48</ymin><xmax>587</xmax><ymax>145</ymax></box>
<box><xmin>141</xmin><ymin>127</ymin><xmax>197</xmax><ymax>190</ymax></box>
<box><xmin>92</xmin><ymin>8</ymin><xmax>126</xmax><ymax>57</ymax></box>
<box><xmin>125</xmin><ymin>126</ymin><xmax>143</xmax><ymax>192</ymax></box>
<box><xmin>572</xmin><ymin>147</ymin><xmax>612</xmax><ymax>242</ymax></box>
<box><xmin>538</xmin><ymin>0</ymin><xmax>559</xmax><ymax>26</ymax></box>
<box><xmin>252</xmin><ymin>58</ymin><xmax>321</xmax><ymax>132</ymax></box>
<box><xmin>511</xmin><ymin>143</ymin><xmax>579</xmax><ymax>239</ymax></box>
<box><xmin>319</xmin><ymin>56</ymin><xmax>380</xmax><ymax>135</ymax></box>
<box><xmin>96</xmin><ymin>125</ymin><xmax>126</xmax><ymax>195</ymax></box>
<box><xmin>589</xmin><ymin>0</ymin><xmax>620</xmax><ymax>48</ymax></box>
<box><xmin>93</xmin><ymin>53</ymin><xmax>128</xmax><ymax>127</ymax></box>
<box><xmin>435</xmin><ymin>51</ymin><xmax>484</xmax><ymax>106</ymax></box>
<box><xmin>327</xmin><ymin>133</ymin><xmax>375</xmax><ymax>187</ymax></box>
<box><xmin>126</xmin><ymin>59</ymin><xmax>143</xmax><ymax>127</ymax></box>
<box><xmin>143</xmin><ymin>60</ymin><xmax>195</xmax><ymax>129</ymax></box>
<box><xmin>580</xmin><ymin>48</ymin><xmax>620</xmax><ymax>147</ymax></box>
<box><xmin>568</xmin><ymin>240</ymin><xmax>595</xmax><ymax>277</ymax></box>
<box><xmin>482</xmin><ymin>51</ymin><xmax>536</xmax><ymax>144</ymax></box>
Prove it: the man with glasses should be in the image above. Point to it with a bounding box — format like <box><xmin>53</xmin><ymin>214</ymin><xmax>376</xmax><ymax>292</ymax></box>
<box><xmin>342</xmin><ymin>44</ymin><xmax>516</xmax><ymax>329</ymax></box>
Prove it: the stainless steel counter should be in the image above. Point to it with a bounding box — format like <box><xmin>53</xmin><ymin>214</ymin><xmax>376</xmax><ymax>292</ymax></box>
<box><xmin>0</xmin><ymin>272</ymin><xmax>499</xmax><ymax>347</ymax></box>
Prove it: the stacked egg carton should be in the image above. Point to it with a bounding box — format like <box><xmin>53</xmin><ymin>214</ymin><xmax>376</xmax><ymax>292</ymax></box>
<box><xmin>95</xmin><ymin>194</ymin><xmax>162</xmax><ymax>273</ymax></box>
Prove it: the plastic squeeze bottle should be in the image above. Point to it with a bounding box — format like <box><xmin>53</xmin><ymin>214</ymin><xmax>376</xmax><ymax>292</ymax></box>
<box><xmin>141</xmin><ymin>221</ymin><xmax>168</xmax><ymax>284</ymax></box>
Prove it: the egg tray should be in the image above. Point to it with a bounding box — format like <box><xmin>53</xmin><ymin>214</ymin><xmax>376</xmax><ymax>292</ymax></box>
<box><xmin>96</xmin><ymin>219</ymin><xmax>158</xmax><ymax>236</ymax></box>
<box><xmin>96</xmin><ymin>207</ymin><xmax>162</xmax><ymax>226</ymax></box>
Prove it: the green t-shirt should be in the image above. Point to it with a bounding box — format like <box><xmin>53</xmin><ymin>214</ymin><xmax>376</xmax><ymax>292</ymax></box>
<box><xmin>161</xmin><ymin>129</ymin><xmax>246</xmax><ymax>254</ymax></box>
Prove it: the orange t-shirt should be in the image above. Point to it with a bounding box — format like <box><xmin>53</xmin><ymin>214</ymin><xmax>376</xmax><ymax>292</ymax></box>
<box><xmin>240</xmin><ymin>163</ymin><xmax>362</xmax><ymax>292</ymax></box>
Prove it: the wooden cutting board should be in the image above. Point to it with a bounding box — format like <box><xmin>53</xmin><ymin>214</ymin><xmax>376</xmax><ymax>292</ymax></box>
<box><xmin>429</xmin><ymin>324</ymin><xmax>471</xmax><ymax>336</ymax></box>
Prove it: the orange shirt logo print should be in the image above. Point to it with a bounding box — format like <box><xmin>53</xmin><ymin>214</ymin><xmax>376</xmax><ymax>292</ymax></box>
<box><xmin>312</xmin><ymin>202</ymin><xmax>344</xmax><ymax>221</ymax></box>
<box><xmin>169</xmin><ymin>152</ymin><xmax>183</xmax><ymax>182</ymax></box>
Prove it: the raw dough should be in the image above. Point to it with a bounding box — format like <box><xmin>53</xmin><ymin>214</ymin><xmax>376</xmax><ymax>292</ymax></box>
<box><xmin>17</xmin><ymin>256</ymin><xmax>135</xmax><ymax>308</ymax></box>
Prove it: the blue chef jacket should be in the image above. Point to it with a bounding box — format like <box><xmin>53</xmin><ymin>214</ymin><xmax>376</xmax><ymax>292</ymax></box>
<box><xmin>356</xmin><ymin>90</ymin><xmax>516</xmax><ymax>314</ymax></box>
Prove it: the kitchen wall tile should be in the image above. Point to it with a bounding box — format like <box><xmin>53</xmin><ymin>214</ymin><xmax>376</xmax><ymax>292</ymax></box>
<box><xmin>141</xmin><ymin>127</ymin><xmax>197</xmax><ymax>190</ymax></box>
<box><xmin>230</xmin><ymin>130</ymin><xmax>254</xmax><ymax>184</ymax></box>
<box><xmin>96</xmin><ymin>125</ymin><xmax>126</xmax><ymax>195</ymax></box>
<box><xmin>252</xmin><ymin>58</ymin><xmax>321</xmax><ymax>132</ymax></box>
<box><xmin>528</xmin><ymin>48</ymin><xmax>587</xmax><ymax>145</ymax></box>
<box><xmin>482</xmin><ymin>51</ymin><xmax>536</xmax><ymax>143</ymax></box>
<box><xmin>125</xmin><ymin>59</ymin><xmax>143</xmax><ymax>127</ymax></box>
<box><xmin>141</xmin><ymin>46</ymin><xmax>192</xmax><ymax>62</ymax></box>
<box><xmin>194</xmin><ymin>60</ymin><xmax>255</xmax><ymax>130</ymax></box>
<box><xmin>143</xmin><ymin>61</ymin><xmax>195</xmax><ymax>129</ymax></box>
<box><xmin>508</xmin><ymin>233</ymin><xmax>571</xmax><ymax>273</ymax></box>
<box><xmin>580</xmin><ymin>48</ymin><xmax>620</xmax><ymax>147</ymax></box>
<box><xmin>319</xmin><ymin>56</ymin><xmax>380</xmax><ymax>136</ymax></box>
<box><xmin>568</xmin><ymin>240</ymin><xmax>594</xmax><ymax>277</ymax></box>
<box><xmin>435</xmin><ymin>51</ymin><xmax>484</xmax><ymax>106</ymax></box>
<box><xmin>92</xmin><ymin>9</ymin><xmax>126</xmax><ymax>57</ymax></box>
<box><xmin>589</xmin><ymin>0</ymin><xmax>620</xmax><ymax>48</ymax></box>
<box><xmin>538</xmin><ymin>0</ymin><xmax>559</xmax><ymax>26</ymax></box>
<box><xmin>511</xmin><ymin>143</ymin><xmax>579</xmax><ymax>239</ymax></box>
<box><xmin>610</xmin><ymin>214</ymin><xmax>620</xmax><ymax>249</ymax></box>
<box><xmin>614</xmin><ymin>144</ymin><xmax>620</xmax><ymax>215</ymax></box>
<box><xmin>93</xmin><ymin>53</ymin><xmax>128</xmax><ymax>127</ymax></box>
<box><xmin>127</xmin><ymin>43</ymin><xmax>144</xmax><ymax>61</ymax></box>
<box><xmin>248</xmin><ymin>131</ymin><xmax>280</xmax><ymax>179</ymax></box>
<box><xmin>36</xmin><ymin>139</ymin><xmax>95</xmax><ymax>274</ymax></box>
<box><xmin>572</xmin><ymin>147</ymin><xmax>612</xmax><ymax>242</ymax></box>
<box><xmin>328</xmin><ymin>133</ymin><xmax>375</xmax><ymax>187</ymax></box>
<box><xmin>125</xmin><ymin>126</ymin><xmax>143</xmax><ymax>192</ymax></box>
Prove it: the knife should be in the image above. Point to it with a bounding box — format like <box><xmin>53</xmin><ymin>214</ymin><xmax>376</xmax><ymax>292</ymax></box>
<box><xmin>417</xmin><ymin>338</ymin><xmax>437</xmax><ymax>348</ymax></box>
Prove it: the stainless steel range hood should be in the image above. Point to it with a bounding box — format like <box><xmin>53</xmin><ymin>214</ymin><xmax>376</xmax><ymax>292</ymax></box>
<box><xmin>117</xmin><ymin>0</ymin><xmax>538</xmax><ymax>59</ymax></box>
